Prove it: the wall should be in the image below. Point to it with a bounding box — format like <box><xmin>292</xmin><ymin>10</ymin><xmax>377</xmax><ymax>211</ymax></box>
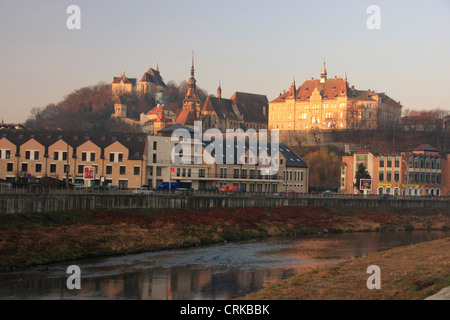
<box><xmin>0</xmin><ymin>193</ymin><xmax>447</xmax><ymax>214</ymax></box>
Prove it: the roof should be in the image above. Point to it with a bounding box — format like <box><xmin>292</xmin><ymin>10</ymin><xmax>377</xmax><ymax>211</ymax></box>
<box><xmin>230</xmin><ymin>92</ymin><xmax>268</xmax><ymax>124</ymax></box>
<box><xmin>139</xmin><ymin>68</ymin><xmax>166</xmax><ymax>87</ymax></box>
<box><xmin>112</xmin><ymin>75</ymin><xmax>136</xmax><ymax>86</ymax></box>
<box><xmin>175</xmin><ymin>110</ymin><xmax>195</xmax><ymax>126</ymax></box>
<box><xmin>355</xmin><ymin>148</ymin><xmax>370</xmax><ymax>154</ymax></box>
<box><xmin>157</xmin><ymin>124</ymin><xmax>195</xmax><ymax>134</ymax></box>
<box><xmin>413</xmin><ymin>144</ymin><xmax>439</xmax><ymax>153</ymax></box>
<box><xmin>203</xmin><ymin>97</ymin><xmax>241</xmax><ymax>121</ymax></box>
<box><xmin>0</xmin><ymin>130</ymin><xmax>147</xmax><ymax>160</ymax></box>
<box><xmin>202</xmin><ymin>140</ymin><xmax>307</xmax><ymax>168</ymax></box>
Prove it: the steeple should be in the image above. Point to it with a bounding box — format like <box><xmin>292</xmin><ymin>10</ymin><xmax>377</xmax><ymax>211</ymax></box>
<box><xmin>156</xmin><ymin>62</ymin><xmax>159</xmax><ymax>73</ymax></box>
<box><xmin>289</xmin><ymin>75</ymin><xmax>296</xmax><ymax>98</ymax></box>
<box><xmin>217</xmin><ymin>81</ymin><xmax>222</xmax><ymax>99</ymax></box>
<box><xmin>121</xmin><ymin>67</ymin><xmax>125</xmax><ymax>78</ymax></box>
<box><xmin>187</xmin><ymin>51</ymin><xmax>197</xmax><ymax>95</ymax></box>
<box><xmin>343</xmin><ymin>71</ymin><xmax>347</xmax><ymax>83</ymax></box>
<box><xmin>320</xmin><ymin>59</ymin><xmax>327</xmax><ymax>83</ymax></box>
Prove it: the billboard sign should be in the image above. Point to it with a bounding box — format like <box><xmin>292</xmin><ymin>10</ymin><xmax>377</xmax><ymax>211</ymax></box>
<box><xmin>84</xmin><ymin>167</ymin><xmax>95</xmax><ymax>180</ymax></box>
<box><xmin>360</xmin><ymin>179</ymin><xmax>373</xmax><ymax>191</ymax></box>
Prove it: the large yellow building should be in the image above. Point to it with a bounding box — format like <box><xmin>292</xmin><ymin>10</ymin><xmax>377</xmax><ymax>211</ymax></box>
<box><xmin>269</xmin><ymin>62</ymin><xmax>402</xmax><ymax>131</ymax></box>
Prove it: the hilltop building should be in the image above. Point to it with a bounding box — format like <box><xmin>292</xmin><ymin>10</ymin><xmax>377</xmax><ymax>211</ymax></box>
<box><xmin>269</xmin><ymin>61</ymin><xmax>402</xmax><ymax>131</ymax></box>
<box><xmin>111</xmin><ymin>68</ymin><xmax>137</xmax><ymax>96</ymax></box>
<box><xmin>175</xmin><ymin>54</ymin><xmax>268</xmax><ymax>131</ymax></box>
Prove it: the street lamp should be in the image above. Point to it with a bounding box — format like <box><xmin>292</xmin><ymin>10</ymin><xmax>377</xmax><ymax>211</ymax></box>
<box><xmin>402</xmin><ymin>159</ymin><xmax>409</xmax><ymax>196</ymax></box>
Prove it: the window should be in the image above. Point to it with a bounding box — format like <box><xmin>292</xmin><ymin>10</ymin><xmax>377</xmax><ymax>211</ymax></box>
<box><xmin>90</xmin><ymin>153</ymin><xmax>95</xmax><ymax>162</ymax></box>
<box><xmin>134</xmin><ymin>166</ymin><xmax>140</xmax><ymax>175</ymax></box>
<box><xmin>120</xmin><ymin>166</ymin><xmax>126</xmax><ymax>175</ymax></box>
<box><xmin>386</xmin><ymin>171</ymin><xmax>392</xmax><ymax>182</ymax></box>
<box><xmin>50</xmin><ymin>164</ymin><xmax>56</xmax><ymax>173</ymax></box>
<box><xmin>82</xmin><ymin>152</ymin><xmax>87</xmax><ymax>162</ymax></box>
<box><xmin>395</xmin><ymin>156</ymin><xmax>400</xmax><ymax>168</ymax></box>
<box><xmin>153</xmin><ymin>141</ymin><xmax>157</xmax><ymax>150</ymax></box>
<box><xmin>35</xmin><ymin>164</ymin><xmax>42</xmax><ymax>173</ymax></box>
<box><xmin>387</xmin><ymin>156</ymin><xmax>392</xmax><ymax>168</ymax></box>
<box><xmin>106</xmin><ymin>166</ymin><xmax>112</xmax><ymax>175</ymax></box>
<box><xmin>118</xmin><ymin>153</ymin><xmax>123</xmax><ymax>163</ymax></box>
<box><xmin>420</xmin><ymin>173</ymin><xmax>425</xmax><ymax>183</ymax></box>
<box><xmin>199</xmin><ymin>169</ymin><xmax>206</xmax><ymax>178</ymax></box>
<box><xmin>437</xmin><ymin>174</ymin><xmax>441</xmax><ymax>184</ymax></box>
<box><xmin>62</xmin><ymin>152</ymin><xmax>67</xmax><ymax>161</ymax></box>
<box><xmin>394</xmin><ymin>171</ymin><xmax>399</xmax><ymax>183</ymax></box>
<box><xmin>34</xmin><ymin>151</ymin><xmax>39</xmax><ymax>160</ymax></box>
<box><xmin>153</xmin><ymin>154</ymin><xmax>157</xmax><ymax>164</ymax></box>
<box><xmin>109</xmin><ymin>153</ymin><xmax>114</xmax><ymax>162</ymax></box>
<box><xmin>21</xmin><ymin>163</ymin><xmax>28</xmax><ymax>172</ymax></box>
<box><xmin>7</xmin><ymin>163</ymin><xmax>13</xmax><ymax>172</ymax></box>
<box><xmin>156</xmin><ymin>167</ymin><xmax>162</xmax><ymax>176</ymax></box>
<box><xmin>233</xmin><ymin>169</ymin><xmax>239</xmax><ymax>179</ymax></box>
<box><xmin>379</xmin><ymin>156</ymin><xmax>384</xmax><ymax>167</ymax></box>
<box><xmin>25</xmin><ymin>151</ymin><xmax>30</xmax><ymax>160</ymax></box>
<box><xmin>54</xmin><ymin>151</ymin><xmax>59</xmax><ymax>161</ymax></box>
<box><xmin>78</xmin><ymin>165</ymin><xmax>84</xmax><ymax>174</ymax></box>
<box><xmin>64</xmin><ymin>164</ymin><xmax>70</xmax><ymax>174</ymax></box>
<box><xmin>241</xmin><ymin>169</ymin><xmax>247</xmax><ymax>179</ymax></box>
<box><xmin>379</xmin><ymin>171</ymin><xmax>384</xmax><ymax>182</ymax></box>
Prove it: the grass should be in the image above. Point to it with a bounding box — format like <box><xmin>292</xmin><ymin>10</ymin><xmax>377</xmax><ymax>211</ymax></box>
<box><xmin>243</xmin><ymin>237</ymin><xmax>450</xmax><ymax>300</ymax></box>
<box><xmin>0</xmin><ymin>206</ymin><xmax>448</xmax><ymax>269</ymax></box>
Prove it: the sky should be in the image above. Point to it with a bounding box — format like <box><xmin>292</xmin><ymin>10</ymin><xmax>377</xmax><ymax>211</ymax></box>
<box><xmin>0</xmin><ymin>0</ymin><xmax>449</xmax><ymax>123</ymax></box>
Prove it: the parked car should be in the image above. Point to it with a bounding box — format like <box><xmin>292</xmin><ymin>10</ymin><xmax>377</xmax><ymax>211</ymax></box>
<box><xmin>278</xmin><ymin>190</ymin><xmax>297</xmax><ymax>197</ymax></box>
<box><xmin>175</xmin><ymin>188</ymin><xmax>190</xmax><ymax>195</ymax></box>
<box><xmin>322</xmin><ymin>190</ymin><xmax>334</xmax><ymax>196</ymax></box>
<box><xmin>381</xmin><ymin>193</ymin><xmax>393</xmax><ymax>199</ymax></box>
<box><xmin>107</xmin><ymin>185</ymin><xmax>119</xmax><ymax>190</ymax></box>
<box><xmin>73</xmin><ymin>184</ymin><xmax>85</xmax><ymax>189</ymax></box>
<box><xmin>219</xmin><ymin>185</ymin><xmax>238</xmax><ymax>192</ymax></box>
<box><xmin>133</xmin><ymin>187</ymin><xmax>154</xmax><ymax>194</ymax></box>
<box><xmin>233</xmin><ymin>188</ymin><xmax>246</xmax><ymax>194</ymax></box>
<box><xmin>140</xmin><ymin>185</ymin><xmax>152</xmax><ymax>190</ymax></box>
<box><xmin>155</xmin><ymin>182</ymin><xmax>180</xmax><ymax>190</ymax></box>
<box><xmin>92</xmin><ymin>185</ymin><xmax>109</xmax><ymax>191</ymax></box>
<box><xmin>206</xmin><ymin>186</ymin><xmax>219</xmax><ymax>192</ymax></box>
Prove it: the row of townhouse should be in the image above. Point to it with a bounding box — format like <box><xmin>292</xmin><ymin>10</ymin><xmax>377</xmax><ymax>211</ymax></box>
<box><xmin>0</xmin><ymin>130</ymin><xmax>147</xmax><ymax>189</ymax></box>
<box><xmin>0</xmin><ymin>126</ymin><xmax>309</xmax><ymax>193</ymax></box>
<box><xmin>340</xmin><ymin>144</ymin><xmax>449</xmax><ymax>197</ymax></box>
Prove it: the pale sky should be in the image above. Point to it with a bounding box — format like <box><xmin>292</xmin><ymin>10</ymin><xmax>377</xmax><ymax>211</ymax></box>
<box><xmin>0</xmin><ymin>0</ymin><xmax>449</xmax><ymax>123</ymax></box>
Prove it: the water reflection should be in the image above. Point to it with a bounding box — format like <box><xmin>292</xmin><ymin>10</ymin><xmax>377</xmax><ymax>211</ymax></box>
<box><xmin>0</xmin><ymin>231</ymin><xmax>448</xmax><ymax>300</ymax></box>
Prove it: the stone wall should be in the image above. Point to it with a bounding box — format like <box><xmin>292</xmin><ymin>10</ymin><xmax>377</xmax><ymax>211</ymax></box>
<box><xmin>0</xmin><ymin>193</ymin><xmax>447</xmax><ymax>214</ymax></box>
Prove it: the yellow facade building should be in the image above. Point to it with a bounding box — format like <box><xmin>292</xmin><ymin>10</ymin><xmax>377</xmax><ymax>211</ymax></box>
<box><xmin>269</xmin><ymin>62</ymin><xmax>402</xmax><ymax>132</ymax></box>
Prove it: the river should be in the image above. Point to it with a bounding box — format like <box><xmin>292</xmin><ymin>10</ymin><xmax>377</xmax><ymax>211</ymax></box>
<box><xmin>0</xmin><ymin>230</ymin><xmax>448</xmax><ymax>300</ymax></box>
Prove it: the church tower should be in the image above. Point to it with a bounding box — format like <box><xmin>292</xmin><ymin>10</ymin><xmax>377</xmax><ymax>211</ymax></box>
<box><xmin>182</xmin><ymin>51</ymin><xmax>202</xmax><ymax>120</ymax></box>
<box><xmin>320</xmin><ymin>59</ymin><xmax>327</xmax><ymax>83</ymax></box>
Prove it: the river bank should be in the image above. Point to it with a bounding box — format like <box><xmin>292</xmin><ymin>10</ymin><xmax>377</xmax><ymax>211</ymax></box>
<box><xmin>0</xmin><ymin>205</ymin><xmax>448</xmax><ymax>270</ymax></box>
<box><xmin>244</xmin><ymin>236</ymin><xmax>450</xmax><ymax>300</ymax></box>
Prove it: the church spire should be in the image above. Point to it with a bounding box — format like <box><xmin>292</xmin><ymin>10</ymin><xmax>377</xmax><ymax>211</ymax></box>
<box><xmin>289</xmin><ymin>75</ymin><xmax>296</xmax><ymax>98</ymax></box>
<box><xmin>320</xmin><ymin>59</ymin><xmax>327</xmax><ymax>83</ymax></box>
<box><xmin>217</xmin><ymin>81</ymin><xmax>222</xmax><ymax>99</ymax></box>
<box><xmin>156</xmin><ymin>62</ymin><xmax>159</xmax><ymax>73</ymax></box>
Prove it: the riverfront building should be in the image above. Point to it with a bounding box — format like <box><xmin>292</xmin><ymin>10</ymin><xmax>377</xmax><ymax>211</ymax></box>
<box><xmin>0</xmin><ymin>130</ymin><xmax>147</xmax><ymax>189</ymax></box>
<box><xmin>340</xmin><ymin>144</ymin><xmax>448</xmax><ymax>197</ymax></box>
<box><xmin>0</xmin><ymin>128</ymin><xmax>308</xmax><ymax>193</ymax></box>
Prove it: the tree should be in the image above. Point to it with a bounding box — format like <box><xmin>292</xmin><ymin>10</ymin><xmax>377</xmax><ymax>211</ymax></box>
<box><xmin>306</xmin><ymin>148</ymin><xmax>341</xmax><ymax>192</ymax></box>
<box><xmin>354</xmin><ymin>162</ymin><xmax>371</xmax><ymax>193</ymax></box>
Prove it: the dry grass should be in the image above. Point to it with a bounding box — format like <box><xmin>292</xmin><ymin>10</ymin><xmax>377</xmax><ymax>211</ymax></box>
<box><xmin>244</xmin><ymin>237</ymin><xmax>450</xmax><ymax>300</ymax></box>
<box><xmin>0</xmin><ymin>206</ymin><xmax>449</xmax><ymax>269</ymax></box>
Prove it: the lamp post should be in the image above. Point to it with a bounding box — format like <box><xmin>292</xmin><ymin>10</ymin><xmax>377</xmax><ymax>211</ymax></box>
<box><xmin>402</xmin><ymin>159</ymin><xmax>409</xmax><ymax>196</ymax></box>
